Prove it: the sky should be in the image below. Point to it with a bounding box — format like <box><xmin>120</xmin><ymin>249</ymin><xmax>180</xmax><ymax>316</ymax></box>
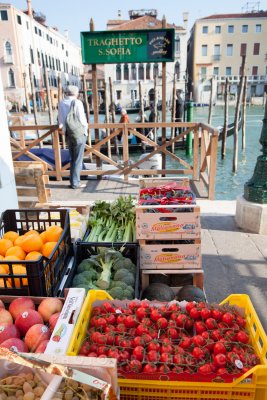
<box><xmin>10</xmin><ymin>0</ymin><xmax>267</xmax><ymax>45</ymax></box>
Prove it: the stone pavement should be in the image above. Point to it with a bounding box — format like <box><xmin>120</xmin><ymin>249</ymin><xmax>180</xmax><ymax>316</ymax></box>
<box><xmin>48</xmin><ymin>178</ymin><xmax>267</xmax><ymax>333</ymax></box>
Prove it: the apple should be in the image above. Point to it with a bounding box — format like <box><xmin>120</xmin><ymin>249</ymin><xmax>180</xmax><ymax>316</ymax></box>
<box><xmin>38</xmin><ymin>298</ymin><xmax>63</xmax><ymax>322</ymax></box>
<box><xmin>15</xmin><ymin>310</ymin><xmax>44</xmax><ymax>336</ymax></box>
<box><xmin>34</xmin><ymin>339</ymin><xmax>50</xmax><ymax>353</ymax></box>
<box><xmin>0</xmin><ymin>323</ymin><xmax>20</xmax><ymax>344</ymax></box>
<box><xmin>0</xmin><ymin>338</ymin><xmax>28</xmax><ymax>353</ymax></box>
<box><xmin>0</xmin><ymin>309</ymin><xmax>13</xmax><ymax>325</ymax></box>
<box><xmin>49</xmin><ymin>312</ymin><xmax>61</xmax><ymax>331</ymax></box>
<box><xmin>0</xmin><ymin>300</ymin><xmax>5</xmax><ymax>309</ymax></box>
<box><xmin>24</xmin><ymin>324</ymin><xmax>51</xmax><ymax>351</ymax></box>
<box><xmin>9</xmin><ymin>297</ymin><xmax>35</xmax><ymax>320</ymax></box>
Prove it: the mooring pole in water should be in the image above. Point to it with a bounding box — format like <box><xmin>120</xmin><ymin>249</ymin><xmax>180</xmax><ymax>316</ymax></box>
<box><xmin>186</xmin><ymin>101</ymin><xmax>193</xmax><ymax>156</ymax></box>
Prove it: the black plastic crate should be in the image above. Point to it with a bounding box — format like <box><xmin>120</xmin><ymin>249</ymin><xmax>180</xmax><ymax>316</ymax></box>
<box><xmin>64</xmin><ymin>241</ymin><xmax>140</xmax><ymax>299</ymax></box>
<box><xmin>0</xmin><ymin>209</ymin><xmax>72</xmax><ymax>297</ymax></box>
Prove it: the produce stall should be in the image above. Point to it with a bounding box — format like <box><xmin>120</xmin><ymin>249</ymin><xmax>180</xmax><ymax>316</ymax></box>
<box><xmin>0</xmin><ymin>181</ymin><xmax>266</xmax><ymax>400</ymax></box>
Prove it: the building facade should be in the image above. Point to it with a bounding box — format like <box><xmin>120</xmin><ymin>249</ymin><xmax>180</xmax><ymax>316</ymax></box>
<box><xmin>0</xmin><ymin>1</ymin><xmax>83</xmax><ymax>110</ymax></box>
<box><xmin>187</xmin><ymin>12</ymin><xmax>267</xmax><ymax>104</ymax></box>
<box><xmin>104</xmin><ymin>10</ymin><xmax>188</xmax><ymax>109</ymax></box>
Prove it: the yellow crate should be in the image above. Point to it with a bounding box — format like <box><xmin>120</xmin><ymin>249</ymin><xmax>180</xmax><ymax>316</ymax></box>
<box><xmin>67</xmin><ymin>291</ymin><xmax>267</xmax><ymax>400</ymax></box>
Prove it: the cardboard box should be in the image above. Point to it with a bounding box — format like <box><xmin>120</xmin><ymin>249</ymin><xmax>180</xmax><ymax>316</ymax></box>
<box><xmin>45</xmin><ymin>287</ymin><xmax>86</xmax><ymax>355</ymax></box>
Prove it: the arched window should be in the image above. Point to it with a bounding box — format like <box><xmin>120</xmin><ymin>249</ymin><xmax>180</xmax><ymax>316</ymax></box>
<box><xmin>153</xmin><ymin>63</ymin><xmax>159</xmax><ymax>78</ymax></box>
<box><xmin>138</xmin><ymin>64</ymin><xmax>144</xmax><ymax>80</ymax></box>
<box><xmin>116</xmin><ymin>64</ymin><xmax>121</xmax><ymax>81</ymax></box>
<box><xmin>146</xmin><ymin>64</ymin><xmax>151</xmax><ymax>80</ymax></box>
<box><xmin>5</xmin><ymin>41</ymin><xmax>12</xmax><ymax>56</ymax></box>
<box><xmin>175</xmin><ymin>62</ymin><xmax>180</xmax><ymax>79</ymax></box>
<box><xmin>8</xmin><ymin>68</ymin><xmax>15</xmax><ymax>87</ymax></box>
<box><xmin>131</xmin><ymin>64</ymin><xmax>136</xmax><ymax>80</ymax></box>
<box><xmin>123</xmin><ymin>64</ymin><xmax>129</xmax><ymax>80</ymax></box>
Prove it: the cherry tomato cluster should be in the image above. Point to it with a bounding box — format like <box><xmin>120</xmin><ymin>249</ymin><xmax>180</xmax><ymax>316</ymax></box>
<box><xmin>79</xmin><ymin>300</ymin><xmax>260</xmax><ymax>379</ymax></box>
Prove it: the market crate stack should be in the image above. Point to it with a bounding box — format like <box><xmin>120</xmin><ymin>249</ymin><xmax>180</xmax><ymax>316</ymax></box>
<box><xmin>136</xmin><ymin>178</ymin><xmax>203</xmax><ymax>294</ymax></box>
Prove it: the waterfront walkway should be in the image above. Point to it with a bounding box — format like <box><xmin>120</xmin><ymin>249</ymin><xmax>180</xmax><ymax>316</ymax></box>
<box><xmin>47</xmin><ymin>178</ymin><xmax>267</xmax><ymax>333</ymax></box>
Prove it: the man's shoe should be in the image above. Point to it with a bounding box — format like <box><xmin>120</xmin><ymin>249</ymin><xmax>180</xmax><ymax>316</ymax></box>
<box><xmin>72</xmin><ymin>183</ymin><xmax>87</xmax><ymax>189</ymax></box>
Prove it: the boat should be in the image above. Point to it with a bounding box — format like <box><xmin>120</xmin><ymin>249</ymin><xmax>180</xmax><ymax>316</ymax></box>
<box><xmin>217</xmin><ymin>112</ymin><xmax>242</xmax><ymax>141</ymax></box>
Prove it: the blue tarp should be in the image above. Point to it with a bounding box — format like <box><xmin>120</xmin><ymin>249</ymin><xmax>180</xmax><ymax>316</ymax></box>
<box><xmin>17</xmin><ymin>148</ymin><xmax>71</xmax><ymax>168</ymax></box>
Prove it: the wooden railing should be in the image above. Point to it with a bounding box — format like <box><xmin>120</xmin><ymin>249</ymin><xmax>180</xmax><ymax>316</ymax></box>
<box><xmin>9</xmin><ymin>121</ymin><xmax>219</xmax><ymax>199</ymax></box>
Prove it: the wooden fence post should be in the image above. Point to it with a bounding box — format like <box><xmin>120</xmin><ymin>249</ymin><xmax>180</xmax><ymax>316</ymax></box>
<box><xmin>209</xmin><ymin>133</ymin><xmax>218</xmax><ymax>200</ymax></box>
<box><xmin>44</xmin><ymin>67</ymin><xmax>54</xmax><ymax>124</ymax></box>
<box><xmin>161</xmin><ymin>15</ymin><xmax>167</xmax><ymax>172</ymax></box>
<box><xmin>221</xmin><ymin>78</ymin><xmax>229</xmax><ymax>160</ymax></box>
<box><xmin>104</xmin><ymin>81</ymin><xmax>111</xmax><ymax>159</ymax></box>
<box><xmin>109</xmin><ymin>76</ymin><xmax>119</xmax><ymax>157</ymax></box>
<box><xmin>171</xmin><ymin>74</ymin><xmax>176</xmax><ymax>153</ymax></box>
<box><xmin>123</xmin><ymin>125</ymin><xmax>129</xmax><ymax>182</ymax></box>
<box><xmin>242</xmin><ymin>75</ymin><xmax>247</xmax><ymax>150</ymax></box>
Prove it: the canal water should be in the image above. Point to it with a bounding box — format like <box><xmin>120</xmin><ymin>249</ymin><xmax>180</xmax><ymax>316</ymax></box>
<box><xmin>97</xmin><ymin>105</ymin><xmax>263</xmax><ymax>200</ymax></box>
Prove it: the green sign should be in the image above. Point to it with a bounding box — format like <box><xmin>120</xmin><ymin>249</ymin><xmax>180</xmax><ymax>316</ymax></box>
<box><xmin>81</xmin><ymin>29</ymin><xmax>175</xmax><ymax>64</ymax></box>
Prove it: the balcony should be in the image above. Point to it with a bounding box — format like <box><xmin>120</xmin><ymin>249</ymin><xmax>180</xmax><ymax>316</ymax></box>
<box><xmin>3</xmin><ymin>54</ymin><xmax>13</xmax><ymax>64</ymax></box>
<box><xmin>212</xmin><ymin>54</ymin><xmax>221</xmax><ymax>61</ymax></box>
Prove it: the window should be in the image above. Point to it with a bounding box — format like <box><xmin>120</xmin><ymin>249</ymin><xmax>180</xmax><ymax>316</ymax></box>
<box><xmin>201</xmin><ymin>45</ymin><xmax>208</xmax><ymax>56</ymax></box>
<box><xmin>34</xmin><ymin>26</ymin><xmax>38</xmax><ymax>34</ymax></box>
<box><xmin>242</xmin><ymin>25</ymin><xmax>248</xmax><ymax>33</ymax></box>
<box><xmin>213</xmin><ymin>67</ymin><xmax>219</xmax><ymax>76</ymax></box>
<box><xmin>214</xmin><ymin>44</ymin><xmax>220</xmax><ymax>55</ymax></box>
<box><xmin>202</xmin><ymin>26</ymin><xmax>208</xmax><ymax>34</ymax></box>
<box><xmin>175</xmin><ymin>62</ymin><xmax>180</xmax><ymax>79</ymax></box>
<box><xmin>17</xmin><ymin>15</ymin><xmax>21</xmax><ymax>24</ymax></box>
<box><xmin>215</xmin><ymin>25</ymin><xmax>221</xmax><ymax>33</ymax></box>
<box><xmin>131</xmin><ymin>64</ymin><xmax>137</xmax><ymax>80</ymax></box>
<box><xmin>30</xmin><ymin>47</ymin><xmax>34</xmax><ymax>64</ymax></box>
<box><xmin>138</xmin><ymin>64</ymin><xmax>144</xmax><ymax>80</ymax></box>
<box><xmin>255</xmin><ymin>24</ymin><xmax>261</xmax><ymax>32</ymax></box>
<box><xmin>153</xmin><ymin>63</ymin><xmax>159</xmax><ymax>78</ymax></box>
<box><xmin>62</xmin><ymin>44</ymin><xmax>64</xmax><ymax>50</ymax></box>
<box><xmin>131</xmin><ymin>90</ymin><xmax>137</xmax><ymax>100</ymax></box>
<box><xmin>66</xmin><ymin>51</ymin><xmax>68</xmax><ymax>57</ymax></box>
<box><xmin>47</xmin><ymin>34</ymin><xmax>49</xmax><ymax>41</ymax></box>
<box><xmin>116</xmin><ymin>64</ymin><xmax>121</xmax><ymax>80</ymax></box>
<box><xmin>240</xmin><ymin>43</ymin><xmax>247</xmax><ymax>56</ymax></box>
<box><xmin>226</xmin><ymin>67</ymin><xmax>232</xmax><ymax>76</ymax></box>
<box><xmin>228</xmin><ymin>25</ymin><xmax>234</xmax><ymax>33</ymax></box>
<box><xmin>0</xmin><ymin>10</ymin><xmax>8</xmax><ymax>20</ymax></box>
<box><xmin>200</xmin><ymin>67</ymin><xmax>207</xmax><ymax>78</ymax></box>
<box><xmin>45</xmin><ymin>54</ymin><xmax>48</xmax><ymax>67</ymax></box>
<box><xmin>252</xmin><ymin>66</ymin><xmax>258</xmax><ymax>76</ymax></box>
<box><xmin>116</xmin><ymin>90</ymin><xmax>122</xmax><ymax>100</ymax></box>
<box><xmin>38</xmin><ymin>29</ymin><xmax>41</xmax><ymax>36</ymax></box>
<box><xmin>227</xmin><ymin>44</ymin><xmax>233</xmax><ymax>56</ymax></box>
<box><xmin>146</xmin><ymin>63</ymin><xmax>151</xmax><ymax>80</ymax></box>
<box><xmin>8</xmin><ymin>68</ymin><xmax>15</xmax><ymax>87</ymax></box>
<box><xmin>253</xmin><ymin>43</ymin><xmax>260</xmax><ymax>55</ymax></box>
<box><xmin>5</xmin><ymin>41</ymin><xmax>12</xmax><ymax>56</ymax></box>
<box><xmin>123</xmin><ymin>64</ymin><xmax>129</xmax><ymax>80</ymax></box>
<box><xmin>26</xmin><ymin>21</ymin><xmax>29</xmax><ymax>29</ymax></box>
<box><xmin>175</xmin><ymin>37</ymin><xmax>180</xmax><ymax>53</ymax></box>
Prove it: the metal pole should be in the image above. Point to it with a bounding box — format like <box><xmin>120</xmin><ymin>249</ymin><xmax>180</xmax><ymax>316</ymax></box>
<box><xmin>186</xmin><ymin>101</ymin><xmax>193</xmax><ymax>156</ymax></box>
<box><xmin>44</xmin><ymin>67</ymin><xmax>54</xmax><ymax>124</ymax></box>
<box><xmin>161</xmin><ymin>15</ymin><xmax>167</xmax><ymax>172</ymax></box>
<box><xmin>22</xmin><ymin>72</ymin><xmax>30</xmax><ymax>113</ymax></box>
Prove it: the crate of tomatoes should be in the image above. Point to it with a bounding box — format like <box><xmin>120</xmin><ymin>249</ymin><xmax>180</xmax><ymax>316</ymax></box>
<box><xmin>67</xmin><ymin>290</ymin><xmax>267</xmax><ymax>400</ymax></box>
<box><xmin>0</xmin><ymin>209</ymin><xmax>72</xmax><ymax>297</ymax></box>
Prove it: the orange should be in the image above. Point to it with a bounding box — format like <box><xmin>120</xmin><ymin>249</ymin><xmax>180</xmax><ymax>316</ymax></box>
<box><xmin>0</xmin><ymin>239</ymin><xmax>13</xmax><ymax>257</ymax></box>
<box><xmin>40</xmin><ymin>231</ymin><xmax>48</xmax><ymax>244</ymax></box>
<box><xmin>5</xmin><ymin>246</ymin><xmax>26</xmax><ymax>260</ymax></box>
<box><xmin>20</xmin><ymin>234</ymin><xmax>43</xmax><ymax>253</ymax></box>
<box><xmin>0</xmin><ymin>255</ymin><xmax>4</xmax><ymax>261</ymax></box>
<box><xmin>25</xmin><ymin>251</ymin><xmax>42</xmax><ymax>261</ymax></box>
<box><xmin>24</xmin><ymin>229</ymin><xmax>40</xmax><ymax>237</ymax></box>
<box><xmin>8</xmin><ymin>265</ymin><xmax>28</xmax><ymax>288</ymax></box>
<box><xmin>0</xmin><ymin>265</ymin><xmax>7</xmax><ymax>275</ymax></box>
<box><xmin>2</xmin><ymin>255</ymin><xmax>21</xmax><ymax>273</ymax></box>
<box><xmin>45</xmin><ymin>226</ymin><xmax>63</xmax><ymax>242</ymax></box>
<box><xmin>14</xmin><ymin>235</ymin><xmax>25</xmax><ymax>247</ymax></box>
<box><xmin>42</xmin><ymin>241</ymin><xmax>57</xmax><ymax>258</ymax></box>
<box><xmin>3</xmin><ymin>231</ymin><xmax>19</xmax><ymax>243</ymax></box>
<box><xmin>0</xmin><ymin>279</ymin><xmax>11</xmax><ymax>288</ymax></box>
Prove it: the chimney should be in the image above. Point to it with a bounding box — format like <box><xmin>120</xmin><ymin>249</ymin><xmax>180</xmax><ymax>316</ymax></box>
<box><xmin>27</xmin><ymin>0</ymin><xmax>32</xmax><ymax>16</ymax></box>
<box><xmin>64</xmin><ymin>30</ymin><xmax>69</xmax><ymax>39</ymax></box>
<box><xmin>183</xmin><ymin>12</ymin><xmax>189</xmax><ymax>30</ymax></box>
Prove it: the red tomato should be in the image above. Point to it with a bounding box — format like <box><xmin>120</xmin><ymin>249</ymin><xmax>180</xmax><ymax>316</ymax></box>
<box><xmin>120</xmin><ymin>339</ymin><xmax>132</xmax><ymax>349</ymax></box>
<box><xmin>147</xmin><ymin>350</ymin><xmax>159</xmax><ymax>362</ymax></box>
<box><xmin>167</xmin><ymin>328</ymin><xmax>179</xmax><ymax>340</ymax></box>
<box><xmin>161</xmin><ymin>343</ymin><xmax>174</xmax><ymax>354</ymax></box>
<box><xmin>160</xmin><ymin>353</ymin><xmax>173</xmax><ymax>363</ymax></box>
<box><xmin>79</xmin><ymin>341</ymin><xmax>90</xmax><ymax>356</ymax></box>
<box><xmin>117</xmin><ymin>315</ymin><xmax>126</xmax><ymax>324</ymax></box>
<box><xmin>119</xmin><ymin>350</ymin><xmax>131</xmax><ymax>362</ymax></box>
<box><xmin>179</xmin><ymin>336</ymin><xmax>192</xmax><ymax>349</ymax></box>
<box><xmin>222</xmin><ymin>312</ymin><xmax>234</xmax><ymax>326</ymax></box>
<box><xmin>192</xmin><ymin>335</ymin><xmax>205</xmax><ymax>347</ymax></box>
<box><xmin>236</xmin><ymin>331</ymin><xmax>249</xmax><ymax>344</ymax></box>
<box><xmin>211</xmin><ymin>329</ymin><xmax>223</xmax><ymax>341</ymax></box>
<box><xmin>141</xmin><ymin>317</ymin><xmax>152</xmax><ymax>327</ymax></box>
<box><xmin>157</xmin><ymin>317</ymin><xmax>168</xmax><ymax>329</ymax></box>
<box><xmin>141</xmin><ymin>333</ymin><xmax>153</xmax><ymax>344</ymax></box>
<box><xmin>227</xmin><ymin>351</ymin><xmax>240</xmax><ymax>363</ymax></box>
<box><xmin>213</xmin><ymin>342</ymin><xmax>226</xmax><ymax>355</ymax></box>
<box><xmin>176</xmin><ymin>313</ymin><xmax>188</xmax><ymax>327</ymax></box>
<box><xmin>116</xmin><ymin>323</ymin><xmax>127</xmax><ymax>333</ymax></box>
<box><xmin>185</xmin><ymin>302</ymin><xmax>196</xmax><ymax>313</ymax></box>
<box><xmin>214</xmin><ymin>353</ymin><xmax>227</xmax><ymax>367</ymax></box>
<box><xmin>105</xmin><ymin>314</ymin><xmax>116</xmax><ymax>325</ymax></box>
<box><xmin>128</xmin><ymin>301</ymin><xmax>140</xmax><ymax>311</ymax></box>
<box><xmin>190</xmin><ymin>307</ymin><xmax>201</xmax><ymax>320</ymax></box>
<box><xmin>107</xmin><ymin>347</ymin><xmax>120</xmax><ymax>359</ymax></box>
<box><xmin>158</xmin><ymin>364</ymin><xmax>171</xmax><ymax>373</ymax></box>
<box><xmin>236</xmin><ymin>315</ymin><xmax>246</xmax><ymax>328</ymax></box>
<box><xmin>133</xmin><ymin>336</ymin><xmax>145</xmax><ymax>347</ymax></box>
<box><xmin>198</xmin><ymin>363</ymin><xmax>213</xmax><ymax>374</ymax></box>
<box><xmin>147</xmin><ymin>341</ymin><xmax>160</xmax><ymax>352</ymax></box>
<box><xmin>195</xmin><ymin>321</ymin><xmax>207</xmax><ymax>334</ymax></box>
<box><xmin>87</xmin><ymin>352</ymin><xmax>98</xmax><ymax>357</ymax></box>
<box><xmin>124</xmin><ymin>315</ymin><xmax>138</xmax><ymax>328</ymax></box>
<box><xmin>101</xmin><ymin>302</ymin><xmax>115</xmax><ymax>313</ymax></box>
<box><xmin>97</xmin><ymin>345</ymin><xmax>108</xmax><ymax>356</ymax></box>
<box><xmin>143</xmin><ymin>363</ymin><xmax>157</xmax><ymax>373</ymax></box>
<box><xmin>135</xmin><ymin>324</ymin><xmax>149</xmax><ymax>336</ymax></box>
<box><xmin>200</xmin><ymin>308</ymin><xmax>211</xmax><ymax>320</ymax></box>
<box><xmin>167</xmin><ymin>303</ymin><xmax>181</xmax><ymax>313</ymax></box>
<box><xmin>136</xmin><ymin>307</ymin><xmax>148</xmax><ymax>320</ymax></box>
<box><xmin>150</xmin><ymin>308</ymin><xmax>162</xmax><ymax>322</ymax></box>
<box><xmin>133</xmin><ymin>346</ymin><xmax>145</xmax><ymax>361</ymax></box>
<box><xmin>217</xmin><ymin>367</ymin><xmax>228</xmax><ymax>374</ymax></box>
<box><xmin>173</xmin><ymin>353</ymin><xmax>185</xmax><ymax>364</ymax></box>
<box><xmin>211</xmin><ymin>309</ymin><xmax>223</xmax><ymax>321</ymax></box>
<box><xmin>205</xmin><ymin>318</ymin><xmax>218</xmax><ymax>330</ymax></box>
<box><xmin>192</xmin><ymin>347</ymin><xmax>205</xmax><ymax>360</ymax></box>
<box><xmin>129</xmin><ymin>359</ymin><xmax>142</xmax><ymax>373</ymax></box>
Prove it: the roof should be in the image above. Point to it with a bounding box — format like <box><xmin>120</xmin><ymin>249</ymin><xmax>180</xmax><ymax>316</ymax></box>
<box><xmin>200</xmin><ymin>11</ymin><xmax>267</xmax><ymax>20</ymax></box>
<box><xmin>109</xmin><ymin>15</ymin><xmax>184</xmax><ymax>31</ymax></box>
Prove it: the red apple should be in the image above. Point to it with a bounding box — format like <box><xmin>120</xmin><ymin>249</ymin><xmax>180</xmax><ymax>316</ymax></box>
<box><xmin>0</xmin><ymin>300</ymin><xmax>5</xmax><ymax>309</ymax></box>
<box><xmin>38</xmin><ymin>298</ymin><xmax>63</xmax><ymax>322</ymax></box>
<box><xmin>0</xmin><ymin>323</ymin><xmax>20</xmax><ymax>344</ymax></box>
<box><xmin>15</xmin><ymin>310</ymin><xmax>44</xmax><ymax>336</ymax></box>
<box><xmin>49</xmin><ymin>312</ymin><xmax>61</xmax><ymax>331</ymax></box>
<box><xmin>0</xmin><ymin>338</ymin><xmax>28</xmax><ymax>353</ymax></box>
<box><xmin>0</xmin><ymin>309</ymin><xmax>13</xmax><ymax>325</ymax></box>
<box><xmin>34</xmin><ymin>339</ymin><xmax>50</xmax><ymax>353</ymax></box>
<box><xmin>24</xmin><ymin>324</ymin><xmax>51</xmax><ymax>351</ymax></box>
<box><xmin>9</xmin><ymin>297</ymin><xmax>35</xmax><ymax>320</ymax></box>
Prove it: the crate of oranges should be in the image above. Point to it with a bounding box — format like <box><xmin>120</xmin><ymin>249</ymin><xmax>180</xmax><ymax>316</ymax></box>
<box><xmin>0</xmin><ymin>209</ymin><xmax>72</xmax><ymax>297</ymax></box>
